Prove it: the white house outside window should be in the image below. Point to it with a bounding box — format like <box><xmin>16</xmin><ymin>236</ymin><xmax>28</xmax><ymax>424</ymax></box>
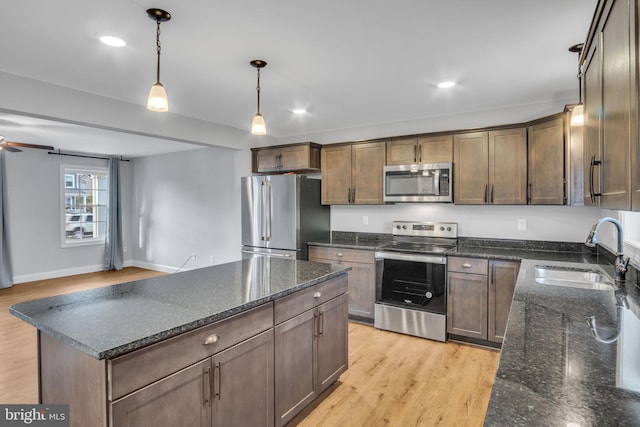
<box><xmin>61</xmin><ymin>165</ymin><xmax>108</xmax><ymax>247</ymax></box>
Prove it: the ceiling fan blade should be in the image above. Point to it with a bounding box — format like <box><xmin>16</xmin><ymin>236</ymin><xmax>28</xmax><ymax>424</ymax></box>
<box><xmin>0</xmin><ymin>143</ymin><xmax>22</xmax><ymax>153</ymax></box>
<box><xmin>5</xmin><ymin>141</ymin><xmax>54</xmax><ymax>151</ymax></box>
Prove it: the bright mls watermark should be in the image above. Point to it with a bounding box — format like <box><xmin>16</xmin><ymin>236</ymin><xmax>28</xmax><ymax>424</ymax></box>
<box><xmin>0</xmin><ymin>405</ymin><xmax>69</xmax><ymax>426</ymax></box>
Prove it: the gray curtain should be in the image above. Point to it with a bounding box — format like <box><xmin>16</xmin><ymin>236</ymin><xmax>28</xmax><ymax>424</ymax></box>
<box><xmin>0</xmin><ymin>150</ymin><xmax>14</xmax><ymax>288</ymax></box>
<box><xmin>104</xmin><ymin>156</ymin><xmax>124</xmax><ymax>271</ymax></box>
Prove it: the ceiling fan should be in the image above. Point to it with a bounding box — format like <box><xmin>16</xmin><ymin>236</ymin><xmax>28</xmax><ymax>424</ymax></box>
<box><xmin>0</xmin><ymin>135</ymin><xmax>54</xmax><ymax>153</ymax></box>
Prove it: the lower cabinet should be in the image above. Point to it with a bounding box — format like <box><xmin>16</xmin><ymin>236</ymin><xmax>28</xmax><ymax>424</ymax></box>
<box><xmin>446</xmin><ymin>257</ymin><xmax>519</xmax><ymax>344</ymax></box>
<box><xmin>308</xmin><ymin>245</ymin><xmax>375</xmax><ymax>322</ymax></box>
<box><xmin>274</xmin><ymin>290</ymin><xmax>348</xmax><ymax>426</ymax></box>
<box><xmin>111</xmin><ymin>330</ymin><xmax>274</xmax><ymax>427</ymax></box>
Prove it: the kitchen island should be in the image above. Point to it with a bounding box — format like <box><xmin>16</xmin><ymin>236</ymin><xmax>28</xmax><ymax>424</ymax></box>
<box><xmin>10</xmin><ymin>257</ymin><xmax>351</xmax><ymax>427</ymax></box>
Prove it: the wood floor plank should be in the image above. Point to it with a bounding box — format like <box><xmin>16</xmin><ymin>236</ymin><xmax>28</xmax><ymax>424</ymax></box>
<box><xmin>0</xmin><ymin>268</ymin><xmax>499</xmax><ymax>426</ymax></box>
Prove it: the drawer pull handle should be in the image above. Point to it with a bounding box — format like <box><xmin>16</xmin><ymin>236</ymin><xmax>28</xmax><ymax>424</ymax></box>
<box><xmin>337</xmin><ymin>253</ymin><xmax>344</xmax><ymax>257</ymax></box>
<box><xmin>462</xmin><ymin>263</ymin><xmax>472</xmax><ymax>268</ymax></box>
<box><xmin>313</xmin><ymin>292</ymin><xmax>322</xmax><ymax>298</ymax></box>
<box><xmin>203</xmin><ymin>334</ymin><xmax>220</xmax><ymax>345</ymax></box>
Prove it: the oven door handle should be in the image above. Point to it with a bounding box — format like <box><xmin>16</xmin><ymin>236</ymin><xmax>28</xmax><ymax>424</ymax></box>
<box><xmin>374</xmin><ymin>251</ymin><xmax>446</xmax><ymax>264</ymax></box>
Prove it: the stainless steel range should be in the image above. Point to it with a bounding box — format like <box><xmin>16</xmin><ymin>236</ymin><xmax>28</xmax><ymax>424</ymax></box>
<box><xmin>374</xmin><ymin>220</ymin><xmax>458</xmax><ymax>341</ymax></box>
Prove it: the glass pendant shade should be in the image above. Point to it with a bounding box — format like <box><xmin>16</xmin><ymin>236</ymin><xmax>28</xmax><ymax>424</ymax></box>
<box><xmin>147</xmin><ymin>82</ymin><xmax>168</xmax><ymax>112</ymax></box>
<box><xmin>570</xmin><ymin>104</ymin><xmax>584</xmax><ymax>127</ymax></box>
<box><xmin>251</xmin><ymin>113</ymin><xmax>267</xmax><ymax>135</ymax></box>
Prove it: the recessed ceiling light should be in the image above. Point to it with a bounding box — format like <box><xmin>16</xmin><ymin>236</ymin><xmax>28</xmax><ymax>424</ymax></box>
<box><xmin>292</xmin><ymin>109</ymin><xmax>307</xmax><ymax>115</ymax></box>
<box><xmin>437</xmin><ymin>81</ymin><xmax>456</xmax><ymax>89</ymax></box>
<box><xmin>100</xmin><ymin>36</ymin><xmax>126</xmax><ymax>47</ymax></box>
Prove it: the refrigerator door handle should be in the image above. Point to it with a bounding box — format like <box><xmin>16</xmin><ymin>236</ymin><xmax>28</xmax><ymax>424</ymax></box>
<box><xmin>260</xmin><ymin>181</ymin><xmax>267</xmax><ymax>241</ymax></box>
<box><xmin>265</xmin><ymin>181</ymin><xmax>272</xmax><ymax>241</ymax></box>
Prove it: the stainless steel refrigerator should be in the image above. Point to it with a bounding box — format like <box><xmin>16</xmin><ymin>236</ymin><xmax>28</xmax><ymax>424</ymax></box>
<box><xmin>241</xmin><ymin>174</ymin><xmax>330</xmax><ymax>260</ymax></box>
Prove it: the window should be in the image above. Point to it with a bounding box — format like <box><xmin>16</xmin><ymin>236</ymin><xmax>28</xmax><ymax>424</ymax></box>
<box><xmin>61</xmin><ymin>165</ymin><xmax>108</xmax><ymax>247</ymax></box>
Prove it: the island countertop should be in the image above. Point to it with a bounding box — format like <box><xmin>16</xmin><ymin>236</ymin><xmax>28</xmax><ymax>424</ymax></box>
<box><xmin>484</xmin><ymin>259</ymin><xmax>640</xmax><ymax>426</ymax></box>
<box><xmin>10</xmin><ymin>258</ymin><xmax>350</xmax><ymax>360</ymax></box>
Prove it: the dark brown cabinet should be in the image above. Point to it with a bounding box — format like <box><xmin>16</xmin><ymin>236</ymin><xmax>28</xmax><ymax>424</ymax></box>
<box><xmin>274</xmin><ymin>277</ymin><xmax>348</xmax><ymax>427</ymax></box>
<box><xmin>454</xmin><ymin>129</ymin><xmax>527</xmax><ymax>205</ymax></box>
<box><xmin>386</xmin><ymin>135</ymin><xmax>453</xmax><ymax>165</ymax></box>
<box><xmin>582</xmin><ymin>0</ymin><xmax>637</xmax><ymax>209</ymax></box>
<box><xmin>308</xmin><ymin>246</ymin><xmax>375</xmax><ymax>322</ymax></box>
<box><xmin>111</xmin><ymin>331</ymin><xmax>274</xmax><ymax>427</ymax></box>
<box><xmin>447</xmin><ymin>257</ymin><xmax>519</xmax><ymax>344</ymax></box>
<box><xmin>252</xmin><ymin>142</ymin><xmax>321</xmax><ymax>174</ymax></box>
<box><xmin>321</xmin><ymin>142</ymin><xmax>385</xmax><ymax>205</ymax></box>
<box><xmin>528</xmin><ymin>116</ymin><xmax>566</xmax><ymax>205</ymax></box>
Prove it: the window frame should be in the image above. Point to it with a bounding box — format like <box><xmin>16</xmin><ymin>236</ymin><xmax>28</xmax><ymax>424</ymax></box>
<box><xmin>60</xmin><ymin>164</ymin><xmax>109</xmax><ymax>248</ymax></box>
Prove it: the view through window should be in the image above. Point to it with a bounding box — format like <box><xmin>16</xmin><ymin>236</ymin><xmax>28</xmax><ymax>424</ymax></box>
<box><xmin>62</xmin><ymin>166</ymin><xmax>108</xmax><ymax>246</ymax></box>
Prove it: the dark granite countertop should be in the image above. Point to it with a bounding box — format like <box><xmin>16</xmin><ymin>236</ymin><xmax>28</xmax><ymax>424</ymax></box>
<box><xmin>10</xmin><ymin>258</ymin><xmax>350</xmax><ymax>360</ymax></box>
<box><xmin>484</xmin><ymin>258</ymin><xmax>640</xmax><ymax>426</ymax></box>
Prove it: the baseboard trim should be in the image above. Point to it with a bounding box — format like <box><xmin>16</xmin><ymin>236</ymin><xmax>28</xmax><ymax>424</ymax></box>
<box><xmin>13</xmin><ymin>260</ymin><xmax>135</xmax><ymax>284</ymax></box>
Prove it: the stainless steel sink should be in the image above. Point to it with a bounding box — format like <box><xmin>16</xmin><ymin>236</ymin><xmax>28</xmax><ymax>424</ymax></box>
<box><xmin>534</xmin><ymin>265</ymin><xmax>613</xmax><ymax>290</ymax></box>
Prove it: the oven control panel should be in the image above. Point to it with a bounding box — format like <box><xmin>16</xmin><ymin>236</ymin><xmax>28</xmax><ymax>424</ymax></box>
<box><xmin>391</xmin><ymin>221</ymin><xmax>458</xmax><ymax>238</ymax></box>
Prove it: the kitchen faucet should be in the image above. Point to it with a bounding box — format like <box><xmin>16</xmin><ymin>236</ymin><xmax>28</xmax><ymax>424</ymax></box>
<box><xmin>585</xmin><ymin>217</ymin><xmax>630</xmax><ymax>282</ymax></box>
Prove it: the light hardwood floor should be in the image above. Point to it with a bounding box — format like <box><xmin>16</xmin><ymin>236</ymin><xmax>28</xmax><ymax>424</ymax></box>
<box><xmin>0</xmin><ymin>268</ymin><xmax>499</xmax><ymax>426</ymax></box>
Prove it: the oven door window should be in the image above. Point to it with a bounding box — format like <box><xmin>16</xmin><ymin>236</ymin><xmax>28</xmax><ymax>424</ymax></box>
<box><xmin>379</xmin><ymin>259</ymin><xmax>446</xmax><ymax>314</ymax></box>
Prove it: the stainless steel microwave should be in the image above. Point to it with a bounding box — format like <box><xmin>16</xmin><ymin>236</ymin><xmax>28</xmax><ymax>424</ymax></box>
<box><xmin>383</xmin><ymin>163</ymin><xmax>453</xmax><ymax>203</ymax></box>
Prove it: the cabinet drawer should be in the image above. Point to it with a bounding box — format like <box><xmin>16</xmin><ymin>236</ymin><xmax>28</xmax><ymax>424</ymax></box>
<box><xmin>109</xmin><ymin>302</ymin><xmax>273</xmax><ymax>401</ymax></box>
<box><xmin>274</xmin><ymin>275</ymin><xmax>348</xmax><ymax>325</ymax></box>
<box><xmin>308</xmin><ymin>246</ymin><xmax>374</xmax><ymax>264</ymax></box>
<box><xmin>448</xmin><ymin>257</ymin><xmax>488</xmax><ymax>275</ymax></box>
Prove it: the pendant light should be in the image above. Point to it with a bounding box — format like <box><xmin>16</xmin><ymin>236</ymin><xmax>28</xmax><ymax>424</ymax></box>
<box><xmin>250</xmin><ymin>60</ymin><xmax>267</xmax><ymax>135</ymax></box>
<box><xmin>146</xmin><ymin>8</ymin><xmax>171</xmax><ymax>112</ymax></box>
<box><xmin>569</xmin><ymin>43</ymin><xmax>584</xmax><ymax>127</ymax></box>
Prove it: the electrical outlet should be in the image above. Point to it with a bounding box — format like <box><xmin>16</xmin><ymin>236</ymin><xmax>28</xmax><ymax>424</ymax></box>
<box><xmin>517</xmin><ymin>219</ymin><xmax>527</xmax><ymax>231</ymax></box>
<box><xmin>363</xmin><ymin>215</ymin><xmax>369</xmax><ymax>225</ymax></box>
<box><xmin>123</xmin><ymin>246</ymin><xmax>128</xmax><ymax>253</ymax></box>
<box><xmin>210</xmin><ymin>256</ymin><xmax>215</xmax><ymax>265</ymax></box>
<box><xmin>191</xmin><ymin>253</ymin><xmax>196</xmax><ymax>262</ymax></box>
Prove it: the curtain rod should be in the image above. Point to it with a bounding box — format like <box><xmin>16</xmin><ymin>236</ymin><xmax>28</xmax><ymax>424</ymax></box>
<box><xmin>47</xmin><ymin>150</ymin><xmax>130</xmax><ymax>162</ymax></box>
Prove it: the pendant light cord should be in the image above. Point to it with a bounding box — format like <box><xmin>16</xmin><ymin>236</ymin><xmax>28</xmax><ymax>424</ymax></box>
<box><xmin>256</xmin><ymin>68</ymin><xmax>261</xmax><ymax>114</ymax></box>
<box><xmin>155</xmin><ymin>19</ymin><xmax>161</xmax><ymax>83</ymax></box>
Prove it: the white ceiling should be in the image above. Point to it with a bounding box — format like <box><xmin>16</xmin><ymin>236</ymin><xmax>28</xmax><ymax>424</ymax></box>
<box><xmin>0</xmin><ymin>0</ymin><xmax>597</xmax><ymax>157</ymax></box>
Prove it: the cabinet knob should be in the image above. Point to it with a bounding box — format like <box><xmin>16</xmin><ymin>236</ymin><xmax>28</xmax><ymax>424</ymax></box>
<box><xmin>462</xmin><ymin>263</ymin><xmax>472</xmax><ymax>268</ymax></box>
<box><xmin>313</xmin><ymin>292</ymin><xmax>322</xmax><ymax>298</ymax></box>
<box><xmin>202</xmin><ymin>334</ymin><xmax>220</xmax><ymax>345</ymax></box>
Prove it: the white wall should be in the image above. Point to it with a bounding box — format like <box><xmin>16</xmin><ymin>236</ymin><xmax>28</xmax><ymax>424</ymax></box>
<box><xmin>5</xmin><ymin>149</ymin><xmax>135</xmax><ymax>283</ymax></box>
<box><xmin>331</xmin><ymin>204</ymin><xmax>602</xmax><ymax>243</ymax></box>
<box><xmin>131</xmin><ymin>146</ymin><xmax>248</xmax><ymax>272</ymax></box>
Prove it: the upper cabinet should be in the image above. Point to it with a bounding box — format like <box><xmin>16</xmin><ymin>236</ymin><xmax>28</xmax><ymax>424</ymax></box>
<box><xmin>582</xmin><ymin>0</ymin><xmax>637</xmax><ymax>210</ymax></box>
<box><xmin>252</xmin><ymin>142</ymin><xmax>321</xmax><ymax>174</ymax></box>
<box><xmin>454</xmin><ymin>129</ymin><xmax>527</xmax><ymax>205</ymax></box>
<box><xmin>528</xmin><ymin>116</ymin><xmax>566</xmax><ymax>205</ymax></box>
<box><xmin>321</xmin><ymin>142</ymin><xmax>386</xmax><ymax>205</ymax></box>
<box><xmin>386</xmin><ymin>135</ymin><xmax>453</xmax><ymax>165</ymax></box>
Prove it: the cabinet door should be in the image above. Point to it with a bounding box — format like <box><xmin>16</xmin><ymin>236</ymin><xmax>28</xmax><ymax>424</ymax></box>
<box><xmin>583</xmin><ymin>39</ymin><xmax>602</xmax><ymax>206</ymax></box>
<box><xmin>279</xmin><ymin>145</ymin><xmax>310</xmax><ymax>171</ymax></box>
<box><xmin>488</xmin><ymin>261</ymin><xmax>520</xmax><ymax>343</ymax></box>
<box><xmin>418</xmin><ymin>134</ymin><xmax>453</xmax><ymax>163</ymax></box>
<box><xmin>386</xmin><ymin>138</ymin><xmax>418</xmax><ymax>165</ymax></box>
<box><xmin>600</xmin><ymin>0</ymin><xmax>632</xmax><ymax>209</ymax></box>
<box><xmin>111</xmin><ymin>360</ymin><xmax>211</xmax><ymax>427</ymax></box>
<box><xmin>274</xmin><ymin>309</ymin><xmax>316</xmax><ymax>427</ymax></box>
<box><xmin>489</xmin><ymin>128</ymin><xmax>527</xmax><ymax>205</ymax></box>
<box><xmin>454</xmin><ymin>132</ymin><xmax>489</xmax><ymax>204</ymax></box>
<box><xmin>352</xmin><ymin>142</ymin><xmax>386</xmax><ymax>204</ymax></box>
<box><xmin>256</xmin><ymin>148</ymin><xmax>280</xmax><ymax>173</ymax></box>
<box><xmin>321</xmin><ymin>145</ymin><xmax>352</xmax><ymax>205</ymax></box>
<box><xmin>446</xmin><ymin>272</ymin><xmax>488</xmax><ymax>340</ymax></box>
<box><xmin>211</xmin><ymin>330</ymin><xmax>274</xmax><ymax>427</ymax></box>
<box><xmin>528</xmin><ymin>118</ymin><xmax>565</xmax><ymax>205</ymax></box>
<box><xmin>342</xmin><ymin>261</ymin><xmax>375</xmax><ymax>321</ymax></box>
<box><xmin>316</xmin><ymin>294</ymin><xmax>349</xmax><ymax>394</ymax></box>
